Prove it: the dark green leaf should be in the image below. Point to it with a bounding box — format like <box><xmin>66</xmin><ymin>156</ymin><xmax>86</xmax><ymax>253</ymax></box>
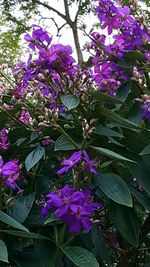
<box><xmin>61</xmin><ymin>95</ymin><xmax>79</xmax><ymax>110</ymax></box>
<box><xmin>111</xmin><ymin>203</ymin><xmax>139</xmax><ymax>247</ymax></box>
<box><xmin>9</xmin><ymin>193</ymin><xmax>35</xmax><ymax>223</ymax></box>
<box><xmin>91</xmin><ymin>225</ymin><xmax>111</xmax><ymax>265</ymax></box>
<box><xmin>139</xmin><ymin>144</ymin><xmax>150</xmax><ymax>155</ymax></box>
<box><xmin>0</xmin><ymin>210</ymin><xmax>29</xmax><ymax>232</ymax></box>
<box><xmin>0</xmin><ymin>240</ymin><xmax>8</xmax><ymax>263</ymax></box>
<box><xmin>98</xmin><ymin>106</ymin><xmax>141</xmax><ymax>130</ymax></box>
<box><xmin>94</xmin><ymin>126</ymin><xmax>123</xmax><ymax>138</ymax></box>
<box><xmin>128</xmin><ymin>156</ymin><xmax>150</xmax><ymax>195</ymax></box>
<box><xmin>12</xmin><ymin>246</ymin><xmax>54</xmax><ymax>267</ymax></box>
<box><xmin>97</xmin><ymin>173</ymin><xmax>132</xmax><ymax>207</ymax></box>
<box><xmin>124</xmin><ymin>51</ymin><xmax>145</xmax><ymax>62</ymax></box>
<box><xmin>127</xmin><ymin>102</ymin><xmax>141</xmax><ymax>126</ymax></box>
<box><xmin>25</xmin><ymin>146</ymin><xmax>45</xmax><ymax>171</ymax></box>
<box><xmin>130</xmin><ymin>186</ymin><xmax>150</xmax><ymax>212</ymax></box>
<box><xmin>116</xmin><ymin>82</ymin><xmax>131</xmax><ymax>103</ymax></box>
<box><xmin>62</xmin><ymin>246</ymin><xmax>99</xmax><ymax>267</ymax></box>
<box><xmin>91</xmin><ymin>146</ymin><xmax>135</xmax><ymax>162</ymax></box>
<box><xmin>0</xmin><ymin>230</ymin><xmax>50</xmax><ymax>240</ymax></box>
<box><xmin>101</xmin><ymin>161</ymin><xmax>113</xmax><ymax>169</ymax></box>
<box><xmin>44</xmin><ymin>216</ymin><xmax>58</xmax><ymax>225</ymax></box>
<box><xmin>92</xmin><ymin>91</ymin><xmax>122</xmax><ymax>104</ymax></box>
<box><xmin>54</xmin><ymin>135</ymin><xmax>81</xmax><ymax>151</ymax></box>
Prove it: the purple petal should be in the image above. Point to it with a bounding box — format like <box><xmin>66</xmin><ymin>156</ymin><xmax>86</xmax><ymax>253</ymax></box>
<box><xmin>69</xmin><ymin>219</ymin><xmax>81</xmax><ymax>233</ymax></box>
<box><xmin>80</xmin><ymin>216</ymin><xmax>92</xmax><ymax>232</ymax></box>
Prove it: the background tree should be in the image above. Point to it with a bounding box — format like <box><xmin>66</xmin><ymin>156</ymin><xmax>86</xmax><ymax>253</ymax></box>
<box><xmin>0</xmin><ymin>0</ymin><xmax>149</xmax><ymax>67</ymax></box>
<box><xmin>0</xmin><ymin>0</ymin><xmax>95</xmax><ymax>66</ymax></box>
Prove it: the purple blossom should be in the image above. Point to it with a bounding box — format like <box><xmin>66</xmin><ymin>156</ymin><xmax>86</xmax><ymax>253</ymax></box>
<box><xmin>83</xmin><ymin>150</ymin><xmax>98</xmax><ymax>175</ymax></box>
<box><xmin>0</xmin><ymin>128</ymin><xmax>9</xmax><ymax>150</ymax></box>
<box><xmin>0</xmin><ymin>156</ymin><xmax>21</xmax><ymax>190</ymax></box>
<box><xmin>14</xmin><ymin>27</ymin><xmax>78</xmax><ymax>110</ymax></box>
<box><xmin>90</xmin><ymin>0</ymin><xmax>149</xmax><ymax>95</ymax></box>
<box><xmin>20</xmin><ymin>110</ymin><xmax>31</xmax><ymax>125</ymax></box>
<box><xmin>41</xmin><ymin>185</ymin><xmax>102</xmax><ymax>233</ymax></box>
<box><xmin>141</xmin><ymin>100</ymin><xmax>150</xmax><ymax>122</ymax></box>
<box><xmin>24</xmin><ymin>27</ymin><xmax>51</xmax><ymax>51</ymax></box>
<box><xmin>42</xmin><ymin>137</ymin><xmax>54</xmax><ymax>146</ymax></box>
<box><xmin>57</xmin><ymin>151</ymin><xmax>99</xmax><ymax>175</ymax></box>
<box><xmin>57</xmin><ymin>151</ymin><xmax>82</xmax><ymax>175</ymax></box>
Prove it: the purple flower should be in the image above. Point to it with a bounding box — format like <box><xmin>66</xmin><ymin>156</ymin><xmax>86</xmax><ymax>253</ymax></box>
<box><xmin>0</xmin><ymin>128</ymin><xmax>9</xmax><ymax>150</ymax></box>
<box><xmin>57</xmin><ymin>150</ymin><xmax>99</xmax><ymax>175</ymax></box>
<box><xmin>24</xmin><ymin>27</ymin><xmax>51</xmax><ymax>51</ymax></box>
<box><xmin>42</xmin><ymin>137</ymin><xmax>54</xmax><ymax>146</ymax></box>
<box><xmin>20</xmin><ymin>110</ymin><xmax>31</xmax><ymax>125</ymax></box>
<box><xmin>41</xmin><ymin>185</ymin><xmax>102</xmax><ymax>233</ymax></box>
<box><xmin>57</xmin><ymin>151</ymin><xmax>82</xmax><ymax>175</ymax></box>
<box><xmin>0</xmin><ymin>156</ymin><xmax>21</xmax><ymax>190</ymax></box>
<box><xmin>83</xmin><ymin>150</ymin><xmax>98</xmax><ymax>175</ymax></box>
<box><xmin>141</xmin><ymin>100</ymin><xmax>150</xmax><ymax>122</ymax></box>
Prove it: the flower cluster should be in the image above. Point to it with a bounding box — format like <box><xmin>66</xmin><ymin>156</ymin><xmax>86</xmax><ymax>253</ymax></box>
<box><xmin>13</xmin><ymin>26</ymin><xmax>78</xmax><ymax>112</ymax></box>
<box><xmin>41</xmin><ymin>185</ymin><xmax>101</xmax><ymax>233</ymax></box>
<box><xmin>57</xmin><ymin>150</ymin><xmax>98</xmax><ymax>175</ymax></box>
<box><xmin>89</xmin><ymin>0</ymin><xmax>150</xmax><ymax>95</ymax></box>
<box><xmin>0</xmin><ymin>156</ymin><xmax>20</xmax><ymax>190</ymax></box>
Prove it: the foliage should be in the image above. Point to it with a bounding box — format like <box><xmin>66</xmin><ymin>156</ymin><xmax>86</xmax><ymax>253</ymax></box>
<box><xmin>0</xmin><ymin>0</ymin><xmax>150</xmax><ymax>266</ymax></box>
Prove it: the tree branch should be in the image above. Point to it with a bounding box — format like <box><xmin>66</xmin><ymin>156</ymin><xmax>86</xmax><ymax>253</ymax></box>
<box><xmin>32</xmin><ymin>0</ymin><xmax>67</xmax><ymax>21</ymax></box>
<box><xmin>63</xmin><ymin>0</ymin><xmax>72</xmax><ymax>24</ymax></box>
<box><xmin>74</xmin><ymin>0</ymin><xmax>82</xmax><ymax>23</ymax></box>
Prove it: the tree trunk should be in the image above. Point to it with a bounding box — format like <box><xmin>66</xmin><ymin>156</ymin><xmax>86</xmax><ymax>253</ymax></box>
<box><xmin>72</xmin><ymin>26</ymin><xmax>84</xmax><ymax>66</ymax></box>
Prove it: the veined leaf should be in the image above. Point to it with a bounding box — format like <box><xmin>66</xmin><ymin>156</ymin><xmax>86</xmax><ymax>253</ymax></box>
<box><xmin>91</xmin><ymin>146</ymin><xmax>135</xmax><ymax>163</ymax></box>
<box><xmin>25</xmin><ymin>146</ymin><xmax>45</xmax><ymax>172</ymax></box>
<box><xmin>0</xmin><ymin>240</ymin><xmax>8</xmax><ymax>263</ymax></box>
<box><xmin>111</xmin><ymin>203</ymin><xmax>139</xmax><ymax>247</ymax></box>
<box><xmin>61</xmin><ymin>95</ymin><xmax>79</xmax><ymax>110</ymax></box>
<box><xmin>0</xmin><ymin>210</ymin><xmax>29</xmax><ymax>232</ymax></box>
<box><xmin>97</xmin><ymin>173</ymin><xmax>132</xmax><ymax>207</ymax></box>
<box><xmin>62</xmin><ymin>246</ymin><xmax>99</xmax><ymax>267</ymax></box>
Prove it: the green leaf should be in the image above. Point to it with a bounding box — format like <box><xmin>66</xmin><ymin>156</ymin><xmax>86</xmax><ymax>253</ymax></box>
<box><xmin>94</xmin><ymin>126</ymin><xmax>123</xmax><ymax>138</ymax></box>
<box><xmin>127</xmin><ymin>102</ymin><xmax>142</xmax><ymax>126</ymax></box>
<box><xmin>139</xmin><ymin>144</ymin><xmax>150</xmax><ymax>155</ymax></box>
<box><xmin>101</xmin><ymin>160</ymin><xmax>113</xmax><ymax>169</ymax></box>
<box><xmin>25</xmin><ymin>146</ymin><xmax>45</xmax><ymax>171</ymax></box>
<box><xmin>61</xmin><ymin>95</ymin><xmax>79</xmax><ymax>110</ymax></box>
<box><xmin>54</xmin><ymin>135</ymin><xmax>81</xmax><ymax>151</ymax></box>
<box><xmin>97</xmin><ymin>173</ymin><xmax>132</xmax><ymax>207</ymax></box>
<box><xmin>44</xmin><ymin>216</ymin><xmax>58</xmax><ymax>225</ymax></box>
<box><xmin>124</xmin><ymin>50</ymin><xmax>145</xmax><ymax>62</ymax></box>
<box><xmin>130</xmin><ymin>186</ymin><xmax>150</xmax><ymax>212</ymax></box>
<box><xmin>12</xmin><ymin>240</ymin><xmax>55</xmax><ymax>267</ymax></box>
<box><xmin>92</xmin><ymin>91</ymin><xmax>122</xmax><ymax>104</ymax></box>
<box><xmin>116</xmin><ymin>82</ymin><xmax>131</xmax><ymax>103</ymax></box>
<box><xmin>91</xmin><ymin>225</ymin><xmax>111</xmax><ymax>266</ymax></box>
<box><xmin>0</xmin><ymin>210</ymin><xmax>29</xmax><ymax>232</ymax></box>
<box><xmin>111</xmin><ymin>203</ymin><xmax>139</xmax><ymax>247</ymax></box>
<box><xmin>98</xmin><ymin>106</ymin><xmax>141</xmax><ymax>130</ymax></box>
<box><xmin>9</xmin><ymin>193</ymin><xmax>35</xmax><ymax>223</ymax></box>
<box><xmin>0</xmin><ymin>240</ymin><xmax>8</xmax><ymax>263</ymax></box>
<box><xmin>62</xmin><ymin>246</ymin><xmax>99</xmax><ymax>267</ymax></box>
<box><xmin>128</xmin><ymin>156</ymin><xmax>150</xmax><ymax>196</ymax></box>
<box><xmin>91</xmin><ymin>146</ymin><xmax>135</xmax><ymax>163</ymax></box>
<box><xmin>0</xmin><ymin>230</ymin><xmax>50</xmax><ymax>240</ymax></box>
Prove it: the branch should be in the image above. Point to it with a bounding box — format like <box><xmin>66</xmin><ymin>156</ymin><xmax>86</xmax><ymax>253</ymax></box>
<box><xmin>49</xmin><ymin>18</ymin><xmax>67</xmax><ymax>37</ymax></box>
<box><xmin>74</xmin><ymin>0</ymin><xmax>82</xmax><ymax>23</ymax></box>
<box><xmin>32</xmin><ymin>0</ymin><xmax>67</xmax><ymax>21</ymax></box>
<box><xmin>63</xmin><ymin>0</ymin><xmax>72</xmax><ymax>24</ymax></box>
